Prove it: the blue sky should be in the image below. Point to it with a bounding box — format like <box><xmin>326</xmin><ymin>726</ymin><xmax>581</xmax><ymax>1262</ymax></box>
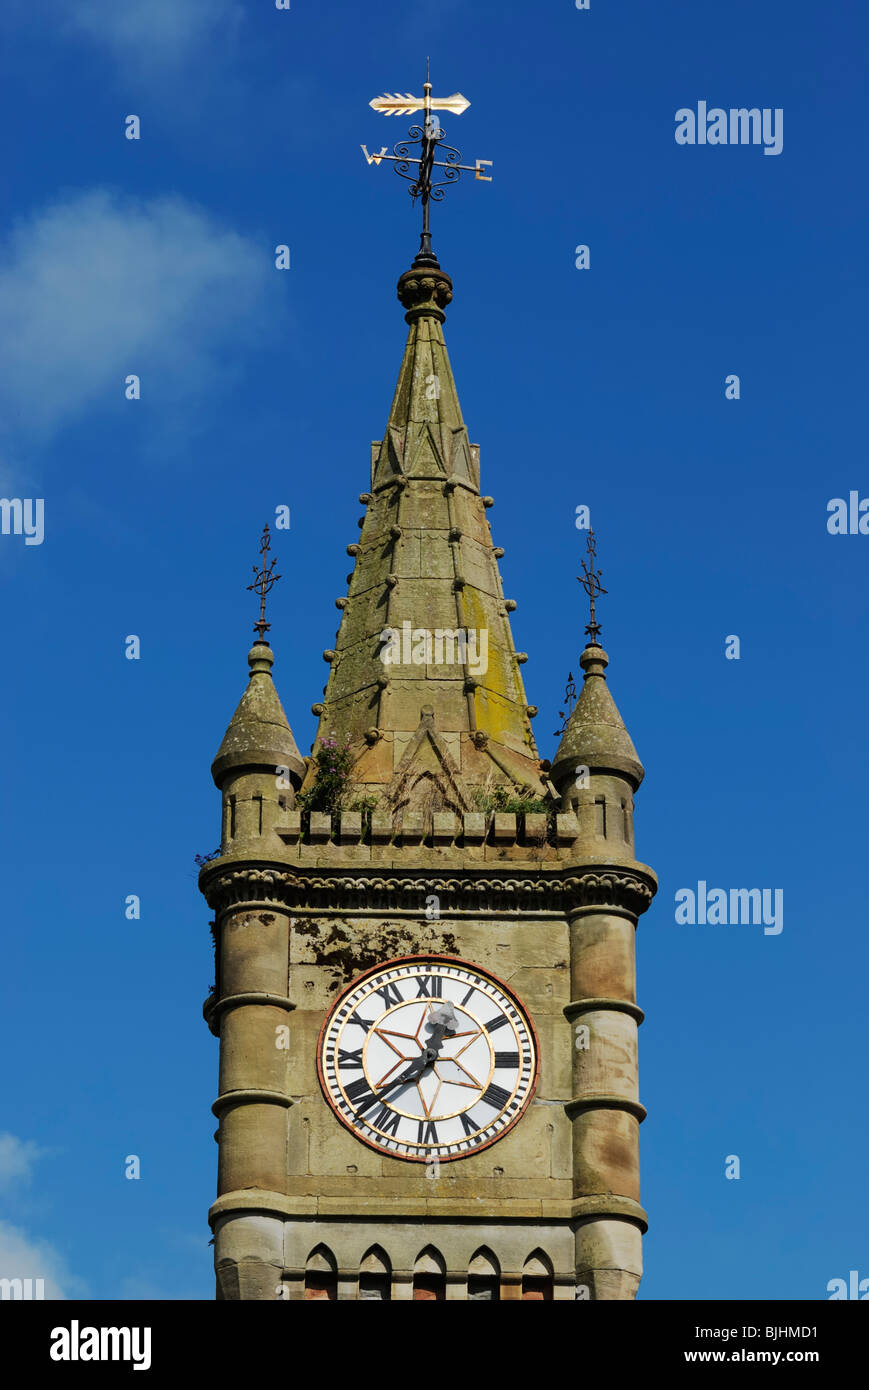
<box><xmin>1</xmin><ymin>0</ymin><xmax>867</xmax><ymax>1300</ymax></box>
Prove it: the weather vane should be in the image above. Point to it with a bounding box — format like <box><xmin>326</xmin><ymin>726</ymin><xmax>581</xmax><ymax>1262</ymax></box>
<box><xmin>247</xmin><ymin>523</ymin><xmax>281</xmax><ymax>642</ymax></box>
<box><xmin>554</xmin><ymin>531</ymin><xmax>608</xmax><ymax>736</ymax></box>
<box><xmin>361</xmin><ymin>58</ymin><xmax>492</xmax><ymax>265</ymax></box>
<box><xmin>579</xmin><ymin>529</ymin><xmax>607</xmax><ymax>646</ymax></box>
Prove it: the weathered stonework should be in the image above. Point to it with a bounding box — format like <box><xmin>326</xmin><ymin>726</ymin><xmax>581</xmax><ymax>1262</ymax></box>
<box><xmin>201</xmin><ymin>251</ymin><xmax>656</xmax><ymax>1301</ymax></box>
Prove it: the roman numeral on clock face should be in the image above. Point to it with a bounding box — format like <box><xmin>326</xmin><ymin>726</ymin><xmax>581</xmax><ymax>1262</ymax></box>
<box><xmin>415</xmin><ymin>975</ymin><xmax>443</xmax><ymax>998</ymax></box>
<box><xmin>481</xmin><ymin>1082</ymin><xmax>512</xmax><ymax>1110</ymax></box>
<box><xmin>345</xmin><ymin>1077</ymin><xmax>378</xmax><ymax>1112</ymax></box>
<box><xmin>347</xmin><ymin>1010</ymin><xmax>372</xmax><ymax>1030</ymax></box>
<box><xmin>494</xmin><ymin>1052</ymin><xmax>520</xmax><ymax>1069</ymax></box>
<box><xmin>371</xmin><ymin>1104</ymin><xmax>402</xmax><ymax>1136</ymax></box>
<box><xmin>458</xmin><ymin>1110</ymin><xmax>477</xmax><ymax>1136</ymax></box>
<box><xmin>375</xmin><ymin>980</ymin><xmax>403</xmax><ymax>1007</ymax></box>
<box><xmin>417</xmin><ymin>1119</ymin><xmax>438</xmax><ymax>1144</ymax></box>
<box><xmin>484</xmin><ymin>1013</ymin><xmax>510</xmax><ymax>1034</ymax></box>
<box><xmin>337</xmin><ymin>1047</ymin><xmax>364</xmax><ymax>1068</ymax></box>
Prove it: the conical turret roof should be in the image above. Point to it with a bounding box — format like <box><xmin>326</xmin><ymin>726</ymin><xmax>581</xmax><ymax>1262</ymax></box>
<box><xmin>551</xmin><ymin>644</ymin><xmax>644</xmax><ymax>789</ymax></box>
<box><xmin>212</xmin><ymin>642</ymin><xmax>306</xmax><ymax>786</ymax></box>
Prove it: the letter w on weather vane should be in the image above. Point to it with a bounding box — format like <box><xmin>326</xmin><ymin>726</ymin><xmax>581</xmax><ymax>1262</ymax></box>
<box><xmin>360</xmin><ymin>60</ymin><xmax>492</xmax><ymax>263</ymax></box>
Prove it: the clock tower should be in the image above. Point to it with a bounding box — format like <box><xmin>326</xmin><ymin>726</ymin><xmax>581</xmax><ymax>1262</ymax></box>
<box><xmin>199</xmin><ymin>85</ymin><xmax>656</xmax><ymax>1300</ymax></box>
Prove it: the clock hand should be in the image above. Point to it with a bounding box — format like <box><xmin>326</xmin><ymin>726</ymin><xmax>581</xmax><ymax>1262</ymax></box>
<box><xmin>369</xmin><ymin>1003</ymin><xmax>460</xmax><ymax>1102</ymax></box>
<box><xmin>421</xmin><ymin>1003</ymin><xmax>459</xmax><ymax>1061</ymax></box>
<box><xmin>374</xmin><ymin>1053</ymin><xmax>429</xmax><ymax>1096</ymax></box>
<box><xmin>423</xmin><ymin>1023</ymin><xmax>448</xmax><ymax>1060</ymax></box>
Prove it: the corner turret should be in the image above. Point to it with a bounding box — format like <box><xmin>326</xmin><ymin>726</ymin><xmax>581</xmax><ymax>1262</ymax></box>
<box><xmin>551</xmin><ymin>643</ymin><xmax>643</xmax><ymax>856</ymax></box>
<box><xmin>212</xmin><ymin>641</ymin><xmax>305</xmax><ymax>852</ymax></box>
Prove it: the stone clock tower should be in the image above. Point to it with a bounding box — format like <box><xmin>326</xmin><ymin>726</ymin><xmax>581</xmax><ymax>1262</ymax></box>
<box><xmin>199</xmin><ymin>233</ymin><xmax>656</xmax><ymax>1300</ymax></box>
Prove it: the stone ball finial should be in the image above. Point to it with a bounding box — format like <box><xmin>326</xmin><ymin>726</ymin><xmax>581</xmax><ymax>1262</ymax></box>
<box><xmin>397</xmin><ymin>265</ymin><xmax>453</xmax><ymax>322</ymax></box>
<box><xmin>579</xmin><ymin>643</ymin><xmax>609</xmax><ymax>677</ymax></box>
<box><xmin>247</xmin><ymin>641</ymin><xmax>274</xmax><ymax>674</ymax></box>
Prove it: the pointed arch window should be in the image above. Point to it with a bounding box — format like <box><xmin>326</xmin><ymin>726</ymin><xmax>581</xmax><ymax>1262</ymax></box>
<box><xmin>467</xmin><ymin>1248</ymin><xmax>500</xmax><ymax>1301</ymax></box>
<box><xmin>522</xmin><ymin>1250</ymin><xmax>554</xmax><ymax>1301</ymax></box>
<box><xmin>359</xmin><ymin>1246</ymin><xmax>391</xmax><ymax>1301</ymax></box>
<box><xmin>413</xmin><ymin>1246</ymin><xmax>446</xmax><ymax>1301</ymax></box>
<box><xmin>304</xmin><ymin>1245</ymin><xmax>337</xmax><ymax>1301</ymax></box>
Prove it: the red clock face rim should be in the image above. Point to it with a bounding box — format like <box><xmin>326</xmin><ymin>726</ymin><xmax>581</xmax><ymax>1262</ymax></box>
<box><xmin>316</xmin><ymin>952</ymin><xmax>541</xmax><ymax>1163</ymax></box>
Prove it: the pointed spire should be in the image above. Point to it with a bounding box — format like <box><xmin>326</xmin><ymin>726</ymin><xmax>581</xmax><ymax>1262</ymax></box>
<box><xmin>551</xmin><ymin>644</ymin><xmax>643</xmax><ymax>791</ymax></box>
<box><xmin>212</xmin><ymin>528</ymin><xmax>304</xmax><ymax>786</ymax></box>
<box><xmin>212</xmin><ymin>641</ymin><xmax>305</xmax><ymax>787</ymax></box>
<box><xmin>310</xmin><ymin>259</ymin><xmax>545</xmax><ymax>800</ymax></box>
<box><xmin>552</xmin><ymin>533</ymin><xmax>642</xmax><ymax>789</ymax></box>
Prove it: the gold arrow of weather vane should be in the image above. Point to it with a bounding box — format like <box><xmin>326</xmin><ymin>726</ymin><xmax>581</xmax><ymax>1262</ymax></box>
<box><xmin>361</xmin><ymin>68</ymin><xmax>491</xmax><ymax>207</ymax></box>
<box><xmin>369</xmin><ymin>92</ymin><xmax>471</xmax><ymax>117</ymax></box>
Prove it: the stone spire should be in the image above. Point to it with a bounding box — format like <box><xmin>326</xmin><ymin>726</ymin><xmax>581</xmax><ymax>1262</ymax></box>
<box><xmin>309</xmin><ymin>258</ymin><xmax>546</xmax><ymax>810</ymax></box>
<box><xmin>211</xmin><ymin>641</ymin><xmax>306</xmax><ymax>854</ymax></box>
<box><xmin>213</xmin><ymin>642</ymin><xmax>305</xmax><ymax>787</ymax></box>
<box><xmin>551</xmin><ymin>643</ymin><xmax>644</xmax><ymax>800</ymax></box>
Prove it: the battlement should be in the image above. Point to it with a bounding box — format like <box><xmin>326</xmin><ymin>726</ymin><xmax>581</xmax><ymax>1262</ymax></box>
<box><xmin>270</xmin><ymin>808</ymin><xmax>583</xmax><ymax>861</ymax></box>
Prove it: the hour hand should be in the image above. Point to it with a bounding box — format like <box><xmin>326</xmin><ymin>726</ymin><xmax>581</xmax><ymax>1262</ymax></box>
<box><xmin>377</xmin><ymin>1054</ymin><xmax>428</xmax><ymax>1093</ymax></box>
<box><xmin>424</xmin><ymin>1002</ymin><xmax>459</xmax><ymax>1058</ymax></box>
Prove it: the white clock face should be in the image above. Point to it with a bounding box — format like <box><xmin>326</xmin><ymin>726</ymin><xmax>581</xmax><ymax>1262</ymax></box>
<box><xmin>317</xmin><ymin>955</ymin><xmax>538</xmax><ymax>1162</ymax></box>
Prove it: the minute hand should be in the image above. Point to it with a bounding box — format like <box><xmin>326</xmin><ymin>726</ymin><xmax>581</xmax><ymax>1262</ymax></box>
<box><xmin>374</xmin><ymin>1054</ymin><xmax>430</xmax><ymax>1097</ymax></box>
<box><xmin>374</xmin><ymin>1024</ymin><xmax>450</xmax><ymax>1098</ymax></box>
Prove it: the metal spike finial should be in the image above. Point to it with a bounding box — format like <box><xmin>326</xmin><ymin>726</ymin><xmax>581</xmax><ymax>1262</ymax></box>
<box><xmin>579</xmin><ymin>528</ymin><xmax>607</xmax><ymax>646</ymax></box>
<box><xmin>247</xmin><ymin>523</ymin><xmax>281</xmax><ymax>642</ymax></box>
<box><xmin>554</xmin><ymin>671</ymin><xmax>577</xmax><ymax>739</ymax></box>
<box><xmin>554</xmin><ymin>532</ymin><xmax>607</xmax><ymax>737</ymax></box>
<box><xmin>363</xmin><ymin>63</ymin><xmax>491</xmax><ymax>266</ymax></box>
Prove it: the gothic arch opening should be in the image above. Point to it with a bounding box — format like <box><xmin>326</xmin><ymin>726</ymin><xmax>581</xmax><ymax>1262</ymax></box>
<box><xmin>359</xmin><ymin>1245</ymin><xmax>391</xmax><ymax>1302</ymax></box>
<box><xmin>394</xmin><ymin>769</ymin><xmax>465</xmax><ymax>827</ymax></box>
<box><xmin>304</xmin><ymin>1244</ymin><xmax>337</xmax><ymax>1301</ymax></box>
<box><xmin>413</xmin><ymin>1245</ymin><xmax>446</xmax><ymax>1302</ymax></box>
<box><xmin>522</xmin><ymin>1249</ymin><xmax>554</xmax><ymax>1301</ymax></box>
<box><xmin>468</xmin><ymin>1247</ymin><xmax>500</xmax><ymax>1302</ymax></box>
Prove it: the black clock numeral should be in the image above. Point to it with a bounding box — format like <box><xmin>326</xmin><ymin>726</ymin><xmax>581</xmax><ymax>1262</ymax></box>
<box><xmin>372</xmin><ymin>1104</ymin><xmax>401</xmax><ymax>1136</ymax></box>
<box><xmin>415</xmin><ymin>975</ymin><xmax>443</xmax><ymax>998</ymax></box>
<box><xmin>347</xmin><ymin>1010</ymin><xmax>372</xmax><ymax>1030</ymax></box>
<box><xmin>481</xmin><ymin>1082</ymin><xmax>511</xmax><ymax>1110</ymax></box>
<box><xmin>460</xmin><ymin>985</ymin><xmax>475</xmax><ymax>1006</ymax></box>
<box><xmin>376</xmin><ymin>980</ymin><xmax>403</xmax><ymax>1007</ymax></box>
<box><xmin>337</xmin><ymin>1047</ymin><xmax>364</xmax><ymax>1069</ymax></box>
<box><xmin>345</xmin><ymin>1077</ymin><xmax>378</xmax><ymax>1113</ymax></box>
<box><xmin>458</xmin><ymin>1110</ymin><xmax>477</xmax><ymax>1137</ymax></box>
<box><xmin>484</xmin><ymin>1013</ymin><xmax>510</xmax><ymax>1034</ymax></box>
<box><xmin>417</xmin><ymin>1120</ymin><xmax>438</xmax><ymax>1144</ymax></box>
<box><xmin>494</xmin><ymin>1051</ymin><xmax>520</xmax><ymax>1070</ymax></box>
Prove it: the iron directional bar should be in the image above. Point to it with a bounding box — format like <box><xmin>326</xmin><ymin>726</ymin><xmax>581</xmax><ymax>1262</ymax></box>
<box><xmin>362</xmin><ymin>64</ymin><xmax>491</xmax><ymax>264</ymax></box>
<box><xmin>367</xmin><ymin>153</ymin><xmax>489</xmax><ymax>175</ymax></box>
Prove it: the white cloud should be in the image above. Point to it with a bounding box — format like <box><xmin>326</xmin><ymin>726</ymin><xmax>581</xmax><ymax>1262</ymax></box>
<box><xmin>67</xmin><ymin>0</ymin><xmax>243</xmax><ymax>69</ymax></box>
<box><xmin>0</xmin><ymin>1133</ymin><xmax>47</xmax><ymax>1192</ymax></box>
<box><xmin>0</xmin><ymin>189</ymin><xmax>275</xmax><ymax>442</ymax></box>
<box><xmin>0</xmin><ymin>1220</ymin><xmax>85</xmax><ymax>1299</ymax></box>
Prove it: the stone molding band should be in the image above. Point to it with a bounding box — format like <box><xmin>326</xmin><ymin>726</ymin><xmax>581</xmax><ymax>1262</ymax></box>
<box><xmin>204</xmin><ymin>991</ymin><xmax>295</xmax><ymax>1028</ymax></box>
<box><xmin>569</xmin><ymin>1193</ymin><xmax>649</xmax><ymax>1231</ymax></box>
<box><xmin>564</xmin><ymin>1095</ymin><xmax>648</xmax><ymax>1124</ymax></box>
<box><xmin>567</xmin><ymin>904</ymin><xmax>642</xmax><ymax>925</ymax></box>
<box><xmin>208</xmin><ymin>1189</ymin><xmax>649</xmax><ymax>1232</ymax></box>
<box><xmin>201</xmin><ymin>864</ymin><xmax>656</xmax><ymax>917</ymax></box>
<box><xmin>211</xmin><ymin>1089</ymin><xmax>294</xmax><ymax>1119</ymax></box>
<box><xmin>564</xmin><ymin>997</ymin><xmax>645</xmax><ymax>1025</ymax></box>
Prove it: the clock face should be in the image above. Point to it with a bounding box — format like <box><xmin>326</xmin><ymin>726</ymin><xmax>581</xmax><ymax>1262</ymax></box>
<box><xmin>317</xmin><ymin>955</ymin><xmax>538</xmax><ymax>1162</ymax></box>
